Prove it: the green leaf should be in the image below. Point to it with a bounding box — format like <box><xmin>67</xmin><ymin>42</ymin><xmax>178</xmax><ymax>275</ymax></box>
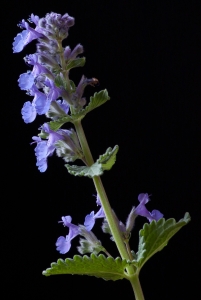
<box><xmin>66</xmin><ymin>57</ymin><xmax>86</xmax><ymax>71</ymax></box>
<box><xmin>65</xmin><ymin>145</ymin><xmax>119</xmax><ymax>178</ymax></box>
<box><xmin>42</xmin><ymin>254</ymin><xmax>129</xmax><ymax>281</ymax></box>
<box><xmin>48</xmin><ymin>116</ymin><xmax>74</xmax><ymax>131</ymax></box>
<box><xmin>77</xmin><ymin>89</ymin><xmax>110</xmax><ymax>117</ymax></box>
<box><xmin>47</xmin><ymin>90</ymin><xmax>110</xmax><ymax>130</ymax></box>
<box><xmin>133</xmin><ymin>213</ymin><xmax>191</xmax><ymax>270</ymax></box>
<box><xmin>54</xmin><ymin>75</ymin><xmax>64</xmax><ymax>88</ymax></box>
<box><xmin>97</xmin><ymin>145</ymin><xmax>119</xmax><ymax>170</ymax></box>
<box><xmin>66</xmin><ymin>162</ymin><xmax>103</xmax><ymax>177</ymax></box>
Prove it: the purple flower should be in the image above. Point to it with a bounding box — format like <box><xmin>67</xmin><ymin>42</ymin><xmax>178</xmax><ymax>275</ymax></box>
<box><xmin>64</xmin><ymin>44</ymin><xmax>84</xmax><ymax>60</ymax></box>
<box><xmin>18</xmin><ymin>54</ymin><xmax>54</xmax><ymax>92</ymax></box>
<box><xmin>24</xmin><ymin>54</ymin><xmax>53</xmax><ymax>79</ymax></box>
<box><xmin>32</xmin><ymin>124</ymin><xmax>81</xmax><ymax>171</ymax></box>
<box><xmin>44</xmin><ymin>78</ymin><xmax>61</xmax><ymax>101</ymax></box>
<box><xmin>56</xmin><ymin>100</ymin><xmax>70</xmax><ymax>114</ymax></box>
<box><xmin>135</xmin><ymin>193</ymin><xmax>163</xmax><ymax>222</ymax></box>
<box><xmin>30</xmin><ymin>85</ymin><xmax>51</xmax><ymax>115</ymax></box>
<box><xmin>21</xmin><ymin>85</ymin><xmax>50</xmax><ymax>123</ymax></box>
<box><xmin>12</xmin><ymin>16</ymin><xmax>43</xmax><ymax>53</ymax></box>
<box><xmin>32</xmin><ymin>124</ymin><xmax>65</xmax><ymax>172</ymax></box>
<box><xmin>34</xmin><ymin>140</ymin><xmax>49</xmax><ymax>172</ymax></box>
<box><xmin>21</xmin><ymin>101</ymin><xmax>37</xmax><ymax>123</ymax></box>
<box><xmin>18</xmin><ymin>72</ymin><xmax>35</xmax><ymax>90</ymax></box>
<box><xmin>13</xmin><ymin>13</ymin><xmax>75</xmax><ymax>53</ymax></box>
<box><xmin>56</xmin><ymin>216</ymin><xmax>80</xmax><ymax>254</ymax></box>
<box><xmin>84</xmin><ymin>194</ymin><xmax>105</xmax><ymax>231</ymax></box>
<box><xmin>39</xmin><ymin>13</ymin><xmax>74</xmax><ymax>40</ymax></box>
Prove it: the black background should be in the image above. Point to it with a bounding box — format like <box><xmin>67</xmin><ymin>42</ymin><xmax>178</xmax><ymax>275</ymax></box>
<box><xmin>3</xmin><ymin>0</ymin><xmax>200</xmax><ymax>299</ymax></box>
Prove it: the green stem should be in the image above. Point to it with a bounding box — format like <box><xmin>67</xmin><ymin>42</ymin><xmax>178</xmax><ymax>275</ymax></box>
<box><xmin>74</xmin><ymin>121</ymin><xmax>134</xmax><ymax>270</ymax></box>
<box><xmin>74</xmin><ymin>121</ymin><xmax>94</xmax><ymax>166</ymax></box>
<box><xmin>129</xmin><ymin>275</ymin><xmax>145</xmax><ymax>300</ymax></box>
<box><xmin>125</xmin><ymin>240</ymin><xmax>135</xmax><ymax>261</ymax></box>
<box><xmin>74</xmin><ymin>120</ymin><xmax>145</xmax><ymax>299</ymax></box>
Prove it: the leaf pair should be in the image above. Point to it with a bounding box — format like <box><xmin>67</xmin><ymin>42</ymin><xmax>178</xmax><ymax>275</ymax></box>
<box><xmin>43</xmin><ymin>213</ymin><xmax>190</xmax><ymax>281</ymax></box>
<box><xmin>66</xmin><ymin>145</ymin><xmax>119</xmax><ymax>177</ymax></box>
<box><xmin>48</xmin><ymin>89</ymin><xmax>110</xmax><ymax>131</ymax></box>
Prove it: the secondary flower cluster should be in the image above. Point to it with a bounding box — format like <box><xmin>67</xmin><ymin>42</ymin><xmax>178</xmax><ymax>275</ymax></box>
<box><xmin>13</xmin><ymin>12</ymin><xmax>95</xmax><ymax>171</ymax></box>
<box><xmin>56</xmin><ymin>193</ymin><xmax>163</xmax><ymax>254</ymax></box>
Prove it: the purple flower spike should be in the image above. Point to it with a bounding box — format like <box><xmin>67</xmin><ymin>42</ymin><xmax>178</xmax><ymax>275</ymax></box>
<box><xmin>56</xmin><ymin>216</ymin><xmax>80</xmax><ymax>254</ymax></box>
<box><xmin>135</xmin><ymin>193</ymin><xmax>163</xmax><ymax>222</ymax></box>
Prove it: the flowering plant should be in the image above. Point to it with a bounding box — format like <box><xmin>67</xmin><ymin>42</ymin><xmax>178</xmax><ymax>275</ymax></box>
<box><xmin>13</xmin><ymin>12</ymin><xmax>190</xmax><ymax>300</ymax></box>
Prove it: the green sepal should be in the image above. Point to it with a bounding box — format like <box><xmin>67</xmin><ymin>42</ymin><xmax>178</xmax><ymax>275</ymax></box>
<box><xmin>54</xmin><ymin>74</ymin><xmax>64</xmax><ymax>88</ymax></box>
<box><xmin>47</xmin><ymin>89</ymin><xmax>110</xmax><ymax>130</ymax></box>
<box><xmin>42</xmin><ymin>253</ymin><xmax>129</xmax><ymax>281</ymax></box>
<box><xmin>66</xmin><ymin>57</ymin><xmax>86</xmax><ymax>71</ymax></box>
<box><xmin>130</xmin><ymin>212</ymin><xmax>191</xmax><ymax>270</ymax></box>
<box><xmin>65</xmin><ymin>145</ymin><xmax>119</xmax><ymax>178</ymax></box>
<box><xmin>69</xmin><ymin>80</ymin><xmax>76</xmax><ymax>93</ymax></box>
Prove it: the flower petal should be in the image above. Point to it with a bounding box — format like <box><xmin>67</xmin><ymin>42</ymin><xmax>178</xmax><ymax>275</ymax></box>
<box><xmin>56</xmin><ymin>236</ymin><xmax>71</xmax><ymax>254</ymax></box>
<box><xmin>21</xmin><ymin>101</ymin><xmax>36</xmax><ymax>123</ymax></box>
<box><xmin>84</xmin><ymin>212</ymin><xmax>95</xmax><ymax>231</ymax></box>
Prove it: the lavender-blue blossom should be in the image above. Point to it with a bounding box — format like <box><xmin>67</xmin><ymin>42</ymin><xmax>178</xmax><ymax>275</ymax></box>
<box><xmin>32</xmin><ymin>124</ymin><xmax>66</xmax><ymax>172</ymax></box>
<box><xmin>134</xmin><ymin>193</ymin><xmax>163</xmax><ymax>222</ymax></box>
<box><xmin>13</xmin><ymin>13</ymin><xmax>74</xmax><ymax>53</ymax></box>
<box><xmin>56</xmin><ymin>216</ymin><xmax>80</xmax><ymax>254</ymax></box>
<box><xmin>84</xmin><ymin>194</ymin><xmax>105</xmax><ymax>231</ymax></box>
<box><xmin>32</xmin><ymin>124</ymin><xmax>82</xmax><ymax>172</ymax></box>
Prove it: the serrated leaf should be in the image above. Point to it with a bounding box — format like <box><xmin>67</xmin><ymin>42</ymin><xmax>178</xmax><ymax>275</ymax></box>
<box><xmin>65</xmin><ymin>146</ymin><xmax>119</xmax><ymax>178</ymax></box>
<box><xmin>47</xmin><ymin>90</ymin><xmax>110</xmax><ymax>130</ymax></box>
<box><xmin>65</xmin><ymin>162</ymin><xmax>103</xmax><ymax>177</ymax></box>
<box><xmin>66</xmin><ymin>57</ymin><xmax>86</xmax><ymax>71</ymax></box>
<box><xmin>43</xmin><ymin>254</ymin><xmax>129</xmax><ymax>281</ymax></box>
<box><xmin>77</xmin><ymin>89</ymin><xmax>110</xmax><ymax>117</ymax></box>
<box><xmin>97</xmin><ymin>145</ymin><xmax>119</xmax><ymax>170</ymax></box>
<box><xmin>48</xmin><ymin>116</ymin><xmax>74</xmax><ymax>131</ymax></box>
<box><xmin>133</xmin><ymin>212</ymin><xmax>190</xmax><ymax>270</ymax></box>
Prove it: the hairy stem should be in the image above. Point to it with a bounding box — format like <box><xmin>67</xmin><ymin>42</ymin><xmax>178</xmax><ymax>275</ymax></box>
<box><xmin>74</xmin><ymin>121</ymin><xmax>134</xmax><ymax>270</ymax></box>
<box><xmin>74</xmin><ymin>120</ymin><xmax>145</xmax><ymax>299</ymax></box>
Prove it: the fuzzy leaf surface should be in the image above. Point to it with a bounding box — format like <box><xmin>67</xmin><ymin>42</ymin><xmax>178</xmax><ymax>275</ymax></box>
<box><xmin>131</xmin><ymin>213</ymin><xmax>191</xmax><ymax>270</ymax></box>
<box><xmin>43</xmin><ymin>254</ymin><xmax>129</xmax><ymax>281</ymax></box>
<box><xmin>65</xmin><ymin>146</ymin><xmax>119</xmax><ymax>177</ymax></box>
